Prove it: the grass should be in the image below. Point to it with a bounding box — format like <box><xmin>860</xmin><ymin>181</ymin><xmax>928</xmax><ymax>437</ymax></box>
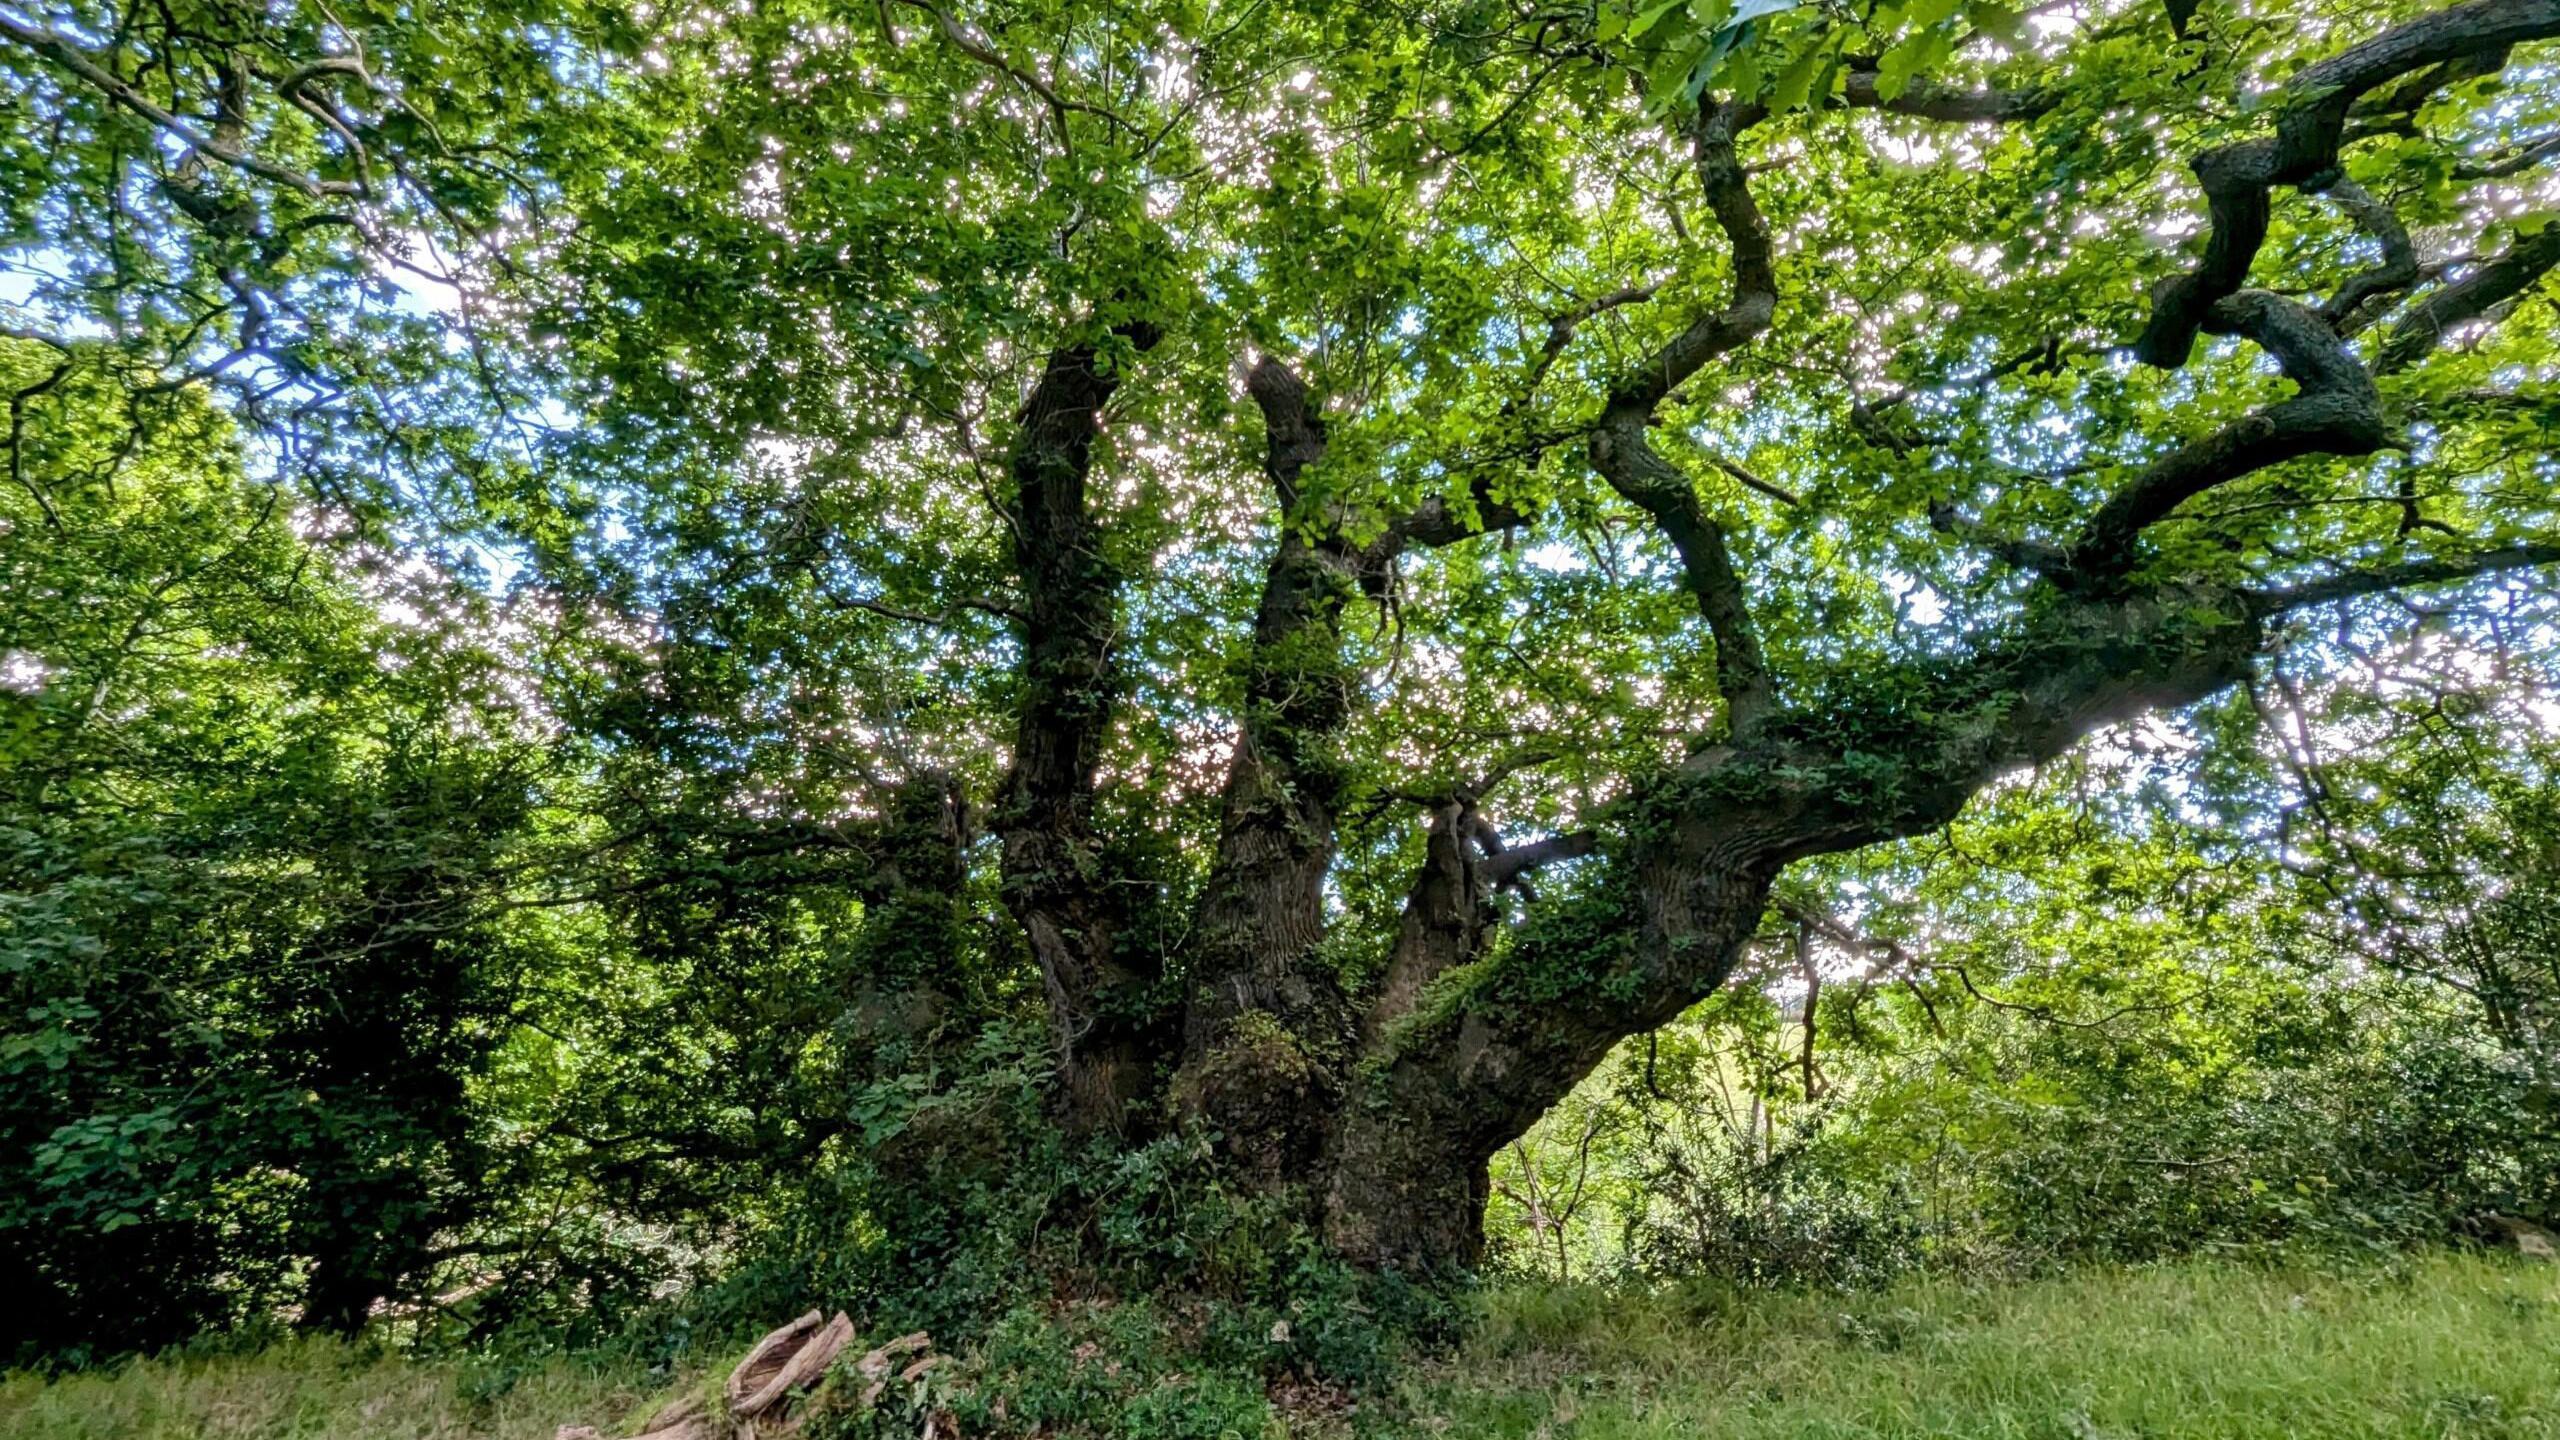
<box><xmin>2</xmin><ymin>1253</ymin><xmax>2551</xmax><ymax>1438</ymax></box>
<box><xmin>1407</xmin><ymin>1251</ymin><xmax>2560</xmax><ymax>1439</ymax></box>
<box><xmin>0</xmin><ymin>1337</ymin><xmax>663</xmax><ymax>1440</ymax></box>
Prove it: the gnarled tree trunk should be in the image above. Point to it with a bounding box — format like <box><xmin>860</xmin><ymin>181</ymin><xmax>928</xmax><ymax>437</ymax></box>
<box><xmin>972</xmin><ymin>0</ymin><xmax>2560</xmax><ymax>1275</ymax></box>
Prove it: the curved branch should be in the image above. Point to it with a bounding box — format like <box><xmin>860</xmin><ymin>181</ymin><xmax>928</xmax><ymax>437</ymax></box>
<box><xmin>1612</xmin><ymin>103</ymin><xmax>1776</xmax><ymax>411</ymax></box>
<box><xmin>1593</xmin><ymin>101</ymin><xmax>1780</xmax><ymax>735</ymax></box>
<box><xmin>2321</xmin><ymin>179</ymin><xmax>2421</xmax><ymax>331</ymax></box>
<box><xmin>0</xmin><ymin>13</ymin><xmax>359</xmax><ymax>198</ymax></box>
<box><xmin>892</xmin><ymin>0</ymin><xmax>1140</xmax><ymax>153</ymax></box>
<box><xmin>2069</xmin><ymin>291</ymin><xmax>2388</xmax><ymax>583</ymax></box>
<box><xmin>1517</xmin><ymin>283</ymin><xmax>1661</xmax><ymax>403</ymax></box>
<box><xmin>2134</xmin><ymin>0</ymin><xmax>2560</xmax><ymax>369</ymax></box>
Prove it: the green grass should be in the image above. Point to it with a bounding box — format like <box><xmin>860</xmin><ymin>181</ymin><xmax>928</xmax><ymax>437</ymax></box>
<box><xmin>0</xmin><ymin>1337</ymin><xmax>661</xmax><ymax>1440</ymax></box>
<box><xmin>4</xmin><ymin>1254</ymin><xmax>2552</xmax><ymax>1438</ymax></box>
<box><xmin>1406</xmin><ymin>1252</ymin><xmax>2560</xmax><ymax>1439</ymax></box>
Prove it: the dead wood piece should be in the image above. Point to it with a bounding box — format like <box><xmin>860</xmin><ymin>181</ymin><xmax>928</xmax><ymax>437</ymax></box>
<box><xmin>855</xmin><ymin>1330</ymin><xmax>933</xmax><ymax>1383</ymax></box>
<box><xmin>728</xmin><ymin>1309</ymin><xmax>857</xmax><ymax>1419</ymax></box>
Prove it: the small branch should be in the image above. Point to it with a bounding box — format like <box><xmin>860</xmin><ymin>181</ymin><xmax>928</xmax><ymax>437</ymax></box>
<box><xmin>834</xmin><ymin>592</ymin><xmax>1024</xmax><ymax>627</ymax></box>
<box><xmin>1927</xmin><ymin>498</ymin><xmax>2071</xmax><ymax>575</ymax></box>
<box><xmin>1518</xmin><ymin>283</ymin><xmax>1661</xmax><ymax>403</ymax></box>
<box><xmin>1468</xmin><ymin>747</ymin><xmax>1561</xmax><ymax>798</ymax></box>
<box><xmin>892</xmin><ymin>0</ymin><xmax>1138</xmax><ymax>154</ymax></box>
<box><xmin>2251</xmin><ymin>542</ymin><xmax>2560</xmax><ymax>613</ymax></box>
<box><xmin>2376</xmin><ymin>222</ymin><xmax>2560</xmax><ymax>373</ymax></box>
<box><xmin>2320</xmin><ymin>179</ymin><xmax>2421</xmax><ymax>331</ymax></box>
<box><xmin>0</xmin><ymin>13</ymin><xmax>358</xmax><ymax>198</ymax></box>
<box><xmin>1703</xmin><ymin>450</ymin><xmax>1802</xmax><ymax>507</ymax></box>
<box><xmin>2455</xmin><ymin>131</ymin><xmax>2560</xmax><ymax>179</ymax></box>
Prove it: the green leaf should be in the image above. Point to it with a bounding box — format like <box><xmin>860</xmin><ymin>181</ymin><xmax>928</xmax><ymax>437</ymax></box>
<box><xmin>1626</xmin><ymin>0</ymin><xmax>1687</xmax><ymax>43</ymax></box>
<box><xmin>1769</xmin><ymin>39</ymin><xmax>1831</xmax><ymax>111</ymax></box>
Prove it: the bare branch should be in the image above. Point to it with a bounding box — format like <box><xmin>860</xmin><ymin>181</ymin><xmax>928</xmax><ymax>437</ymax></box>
<box><xmin>1480</xmin><ymin>828</ymin><xmax>1597</xmax><ymax>885</ymax></box>
<box><xmin>833</xmin><ymin>592</ymin><xmax>1025</xmax><ymax>627</ymax></box>
<box><xmin>1839</xmin><ymin>65</ymin><xmax>2056</xmax><ymax>124</ymax></box>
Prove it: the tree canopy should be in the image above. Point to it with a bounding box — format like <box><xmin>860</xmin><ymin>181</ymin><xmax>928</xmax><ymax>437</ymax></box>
<box><xmin>5</xmin><ymin>0</ymin><xmax>2560</xmax><ymax>1359</ymax></box>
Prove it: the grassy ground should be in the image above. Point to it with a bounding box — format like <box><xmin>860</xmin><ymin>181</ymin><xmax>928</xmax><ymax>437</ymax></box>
<box><xmin>2</xmin><ymin>1253</ymin><xmax>2552</xmax><ymax>1438</ymax></box>
<box><xmin>0</xmin><ymin>1337</ymin><xmax>664</xmax><ymax>1440</ymax></box>
<box><xmin>1409</xmin><ymin>1252</ymin><xmax>2560</xmax><ymax>1439</ymax></box>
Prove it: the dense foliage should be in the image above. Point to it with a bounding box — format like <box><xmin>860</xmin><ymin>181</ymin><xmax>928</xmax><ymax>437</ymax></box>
<box><xmin>3</xmin><ymin>0</ymin><xmax>2558</xmax><ymax>1386</ymax></box>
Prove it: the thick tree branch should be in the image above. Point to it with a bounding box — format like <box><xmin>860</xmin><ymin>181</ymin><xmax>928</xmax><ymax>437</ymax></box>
<box><xmin>1612</xmin><ymin>105</ymin><xmax>1776</xmax><ymax>411</ymax></box>
<box><xmin>2068</xmin><ymin>291</ymin><xmax>2388</xmax><ymax>583</ymax></box>
<box><xmin>1591</xmin><ymin>101</ymin><xmax>1780</xmax><ymax>736</ymax></box>
<box><xmin>2134</xmin><ymin>0</ymin><xmax>2560</xmax><ymax>369</ymax></box>
<box><xmin>1839</xmin><ymin>65</ymin><xmax>2056</xmax><ymax>124</ymax></box>
<box><xmin>1480</xmin><ymin>829</ymin><xmax>1597</xmax><ymax>884</ymax></box>
<box><xmin>1179</xmin><ymin>352</ymin><xmax>1550</xmax><ymax>1172</ymax></box>
<box><xmin>1594</xmin><ymin>429</ymin><xmax>1777</xmax><ymax>732</ymax></box>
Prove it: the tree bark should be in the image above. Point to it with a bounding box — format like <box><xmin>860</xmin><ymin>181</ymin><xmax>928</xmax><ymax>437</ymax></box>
<box><xmin>1175</xmin><ymin>357</ymin><xmax>1539</xmax><ymax>1182</ymax></box>
<box><xmin>995</xmin><ymin>326</ymin><xmax>1166</xmax><ymax>1135</ymax></box>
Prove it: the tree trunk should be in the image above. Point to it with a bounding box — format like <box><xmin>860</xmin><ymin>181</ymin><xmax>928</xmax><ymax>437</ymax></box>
<box><xmin>994</xmin><ymin>326</ymin><xmax>1166</xmax><ymax>1135</ymax></box>
<box><xmin>1305</xmin><ymin>584</ymin><xmax>2268</xmax><ymax>1271</ymax></box>
<box><xmin>981</xmin><ymin>327</ymin><xmax>2280</xmax><ymax>1277</ymax></box>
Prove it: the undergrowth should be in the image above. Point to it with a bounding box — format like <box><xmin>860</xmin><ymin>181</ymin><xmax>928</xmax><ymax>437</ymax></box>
<box><xmin>7</xmin><ymin>1252</ymin><xmax>2551</xmax><ymax>1439</ymax></box>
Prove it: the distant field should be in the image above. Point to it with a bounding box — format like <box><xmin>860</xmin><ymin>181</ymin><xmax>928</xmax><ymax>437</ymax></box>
<box><xmin>3</xmin><ymin>1253</ymin><xmax>2553</xmax><ymax>1438</ymax></box>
